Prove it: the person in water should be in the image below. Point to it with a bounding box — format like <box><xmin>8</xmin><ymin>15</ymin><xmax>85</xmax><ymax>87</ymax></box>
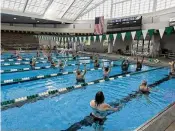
<box><xmin>103</xmin><ymin>62</ymin><xmax>111</xmax><ymax>79</ymax></box>
<box><xmin>94</xmin><ymin>59</ymin><xmax>100</xmax><ymax>68</ymax></box>
<box><xmin>30</xmin><ymin>58</ymin><xmax>36</xmax><ymax>69</ymax></box>
<box><xmin>36</xmin><ymin>50</ymin><xmax>40</xmax><ymax>58</ymax></box>
<box><xmin>136</xmin><ymin>56</ymin><xmax>144</xmax><ymax>71</ymax></box>
<box><xmin>76</xmin><ymin>64</ymin><xmax>87</xmax><ymax>83</ymax></box>
<box><xmin>51</xmin><ymin>60</ymin><xmax>57</xmax><ymax>68</ymax></box>
<box><xmin>121</xmin><ymin>58</ymin><xmax>129</xmax><ymax>72</ymax></box>
<box><xmin>139</xmin><ymin>80</ymin><xmax>150</xmax><ymax>93</ymax></box>
<box><xmin>90</xmin><ymin>91</ymin><xmax>118</xmax><ymax>124</ymax></box>
<box><xmin>58</xmin><ymin>60</ymin><xmax>65</xmax><ymax>71</ymax></box>
<box><xmin>169</xmin><ymin>61</ymin><xmax>175</xmax><ymax>76</ymax></box>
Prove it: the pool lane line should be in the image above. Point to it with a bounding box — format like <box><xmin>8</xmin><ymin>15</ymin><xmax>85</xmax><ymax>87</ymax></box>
<box><xmin>1</xmin><ymin>67</ymin><xmax>164</xmax><ymax>111</ymax></box>
<box><xmin>1</xmin><ymin>59</ymin><xmax>115</xmax><ymax>74</ymax></box>
<box><xmin>63</xmin><ymin>75</ymin><xmax>171</xmax><ymax>131</ymax></box>
<box><xmin>1</xmin><ymin>57</ymin><xmax>93</xmax><ymax>67</ymax></box>
<box><xmin>1</xmin><ymin>63</ymin><xmax>119</xmax><ymax>85</ymax></box>
<box><xmin>1</xmin><ymin>56</ymin><xmax>89</xmax><ymax>62</ymax></box>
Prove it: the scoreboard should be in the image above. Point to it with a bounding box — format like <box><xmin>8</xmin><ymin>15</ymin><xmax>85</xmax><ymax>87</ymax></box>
<box><xmin>107</xmin><ymin>16</ymin><xmax>142</xmax><ymax>33</ymax></box>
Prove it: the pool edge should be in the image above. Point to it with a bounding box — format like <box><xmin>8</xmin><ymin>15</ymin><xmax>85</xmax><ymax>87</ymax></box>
<box><xmin>134</xmin><ymin>102</ymin><xmax>175</xmax><ymax>131</ymax></box>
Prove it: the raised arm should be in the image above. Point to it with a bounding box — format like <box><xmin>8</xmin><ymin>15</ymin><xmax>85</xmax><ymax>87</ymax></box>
<box><xmin>82</xmin><ymin>64</ymin><xmax>87</xmax><ymax>76</ymax></box>
<box><xmin>141</xmin><ymin>56</ymin><xmax>144</xmax><ymax>64</ymax></box>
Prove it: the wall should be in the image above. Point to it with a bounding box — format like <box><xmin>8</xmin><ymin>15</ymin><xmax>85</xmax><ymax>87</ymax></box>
<box><xmin>160</xmin><ymin>33</ymin><xmax>175</xmax><ymax>52</ymax></box>
<box><xmin>84</xmin><ymin>40</ymin><xmax>108</xmax><ymax>53</ymax></box>
<box><xmin>1</xmin><ymin>32</ymin><xmax>39</xmax><ymax>50</ymax></box>
<box><xmin>113</xmin><ymin>38</ymin><xmax>133</xmax><ymax>53</ymax></box>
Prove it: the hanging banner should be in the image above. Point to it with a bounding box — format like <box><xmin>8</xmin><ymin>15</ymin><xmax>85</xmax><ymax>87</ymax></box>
<box><xmin>99</xmin><ymin>35</ymin><xmax>102</xmax><ymax>42</ymax></box>
<box><xmin>148</xmin><ymin>29</ymin><xmax>154</xmax><ymax>38</ymax></box>
<box><xmin>117</xmin><ymin>33</ymin><xmax>121</xmax><ymax>39</ymax></box>
<box><xmin>113</xmin><ymin>34</ymin><xmax>117</xmax><ymax>46</ymax></box>
<box><xmin>94</xmin><ymin>36</ymin><xmax>96</xmax><ymax>42</ymax></box>
<box><xmin>131</xmin><ymin>31</ymin><xmax>136</xmax><ymax>40</ymax></box>
<box><xmin>136</xmin><ymin>30</ymin><xmax>142</xmax><ymax>40</ymax></box>
<box><xmin>159</xmin><ymin>28</ymin><xmax>165</xmax><ymax>39</ymax></box>
<box><xmin>165</xmin><ymin>26</ymin><xmax>173</xmax><ymax>35</ymax></box>
<box><xmin>84</xmin><ymin>37</ymin><xmax>86</xmax><ymax>42</ymax></box>
<box><xmin>121</xmin><ymin>32</ymin><xmax>126</xmax><ymax>41</ymax></box>
<box><xmin>142</xmin><ymin>30</ymin><xmax>148</xmax><ymax>39</ymax></box>
<box><xmin>88</xmin><ymin>36</ymin><xmax>91</xmax><ymax>42</ymax></box>
<box><xmin>106</xmin><ymin>34</ymin><xmax>109</xmax><ymax>41</ymax></box>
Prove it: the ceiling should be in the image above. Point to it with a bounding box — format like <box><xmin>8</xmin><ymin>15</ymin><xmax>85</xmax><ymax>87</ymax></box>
<box><xmin>1</xmin><ymin>0</ymin><xmax>175</xmax><ymax>22</ymax></box>
<box><xmin>1</xmin><ymin>13</ymin><xmax>64</xmax><ymax>24</ymax></box>
<box><xmin>1</xmin><ymin>0</ymin><xmax>106</xmax><ymax>22</ymax></box>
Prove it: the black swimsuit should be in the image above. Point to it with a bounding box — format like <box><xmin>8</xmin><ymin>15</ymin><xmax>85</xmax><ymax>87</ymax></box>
<box><xmin>136</xmin><ymin>62</ymin><xmax>142</xmax><ymax>71</ymax></box>
<box><xmin>76</xmin><ymin>78</ymin><xmax>85</xmax><ymax>83</ymax></box>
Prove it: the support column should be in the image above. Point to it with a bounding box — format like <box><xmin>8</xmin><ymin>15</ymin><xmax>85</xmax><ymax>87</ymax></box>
<box><xmin>108</xmin><ymin>41</ymin><xmax>113</xmax><ymax>53</ymax></box>
<box><xmin>151</xmin><ymin>34</ymin><xmax>160</xmax><ymax>57</ymax></box>
<box><xmin>73</xmin><ymin>42</ymin><xmax>77</xmax><ymax>51</ymax></box>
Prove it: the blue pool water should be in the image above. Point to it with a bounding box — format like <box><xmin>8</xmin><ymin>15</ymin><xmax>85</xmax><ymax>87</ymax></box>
<box><xmin>1</xmin><ymin>53</ymin><xmax>175</xmax><ymax>131</ymax></box>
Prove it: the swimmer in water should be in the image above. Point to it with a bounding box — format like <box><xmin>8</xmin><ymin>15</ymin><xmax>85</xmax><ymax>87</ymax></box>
<box><xmin>94</xmin><ymin>59</ymin><xmax>100</xmax><ymax>69</ymax></box>
<box><xmin>169</xmin><ymin>61</ymin><xmax>175</xmax><ymax>76</ymax></box>
<box><xmin>30</xmin><ymin>58</ymin><xmax>36</xmax><ymax>69</ymax></box>
<box><xmin>36</xmin><ymin>50</ymin><xmax>40</xmax><ymax>58</ymax></box>
<box><xmin>139</xmin><ymin>80</ymin><xmax>150</xmax><ymax>94</ymax></box>
<box><xmin>90</xmin><ymin>91</ymin><xmax>118</xmax><ymax>125</ymax></box>
<box><xmin>47</xmin><ymin>54</ymin><xmax>52</xmax><ymax>63</ymax></box>
<box><xmin>58</xmin><ymin>60</ymin><xmax>65</xmax><ymax>71</ymax></box>
<box><xmin>76</xmin><ymin>64</ymin><xmax>86</xmax><ymax>83</ymax></box>
<box><xmin>51</xmin><ymin>60</ymin><xmax>57</xmax><ymax>68</ymax></box>
<box><xmin>136</xmin><ymin>56</ymin><xmax>144</xmax><ymax>71</ymax></box>
<box><xmin>103</xmin><ymin>62</ymin><xmax>111</xmax><ymax>79</ymax></box>
<box><xmin>121</xmin><ymin>59</ymin><xmax>129</xmax><ymax>73</ymax></box>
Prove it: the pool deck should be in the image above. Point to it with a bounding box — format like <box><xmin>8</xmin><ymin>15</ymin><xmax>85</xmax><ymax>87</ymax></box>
<box><xmin>79</xmin><ymin>51</ymin><xmax>173</xmax><ymax>68</ymax></box>
<box><xmin>134</xmin><ymin>102</ymin><xmax>175</xmax><ymax>131</ymax></box>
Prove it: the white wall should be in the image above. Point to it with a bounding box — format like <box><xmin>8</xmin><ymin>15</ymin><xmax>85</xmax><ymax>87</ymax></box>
<box><xmin>160</xmin><ymin>34</ymin><xmax>175</xmax><ymax>52</ymax></box>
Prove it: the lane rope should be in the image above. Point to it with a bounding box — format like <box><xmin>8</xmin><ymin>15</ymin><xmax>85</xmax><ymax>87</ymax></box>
<box><xmin>63</xmin><ymin>74</ymin><xmax>171</xmax><ymax>131</ymax></box>
<box><xmin>1</xmin><ymin>63</ymin><xmax>119</xmax><ymax>85</ymax></box>
<box><xmin>1</xmin><ymin>67</ymin><xmax>164</xmax><ymax>111</ymax></box>
<box><xmin>1</xmin><ymin>59</ymin><xmax>113</xmax><ymax>74</ymax></box>
<box><xmin>1</xmin><ymin>57</ymin><xmax>92</xmax><ymax>66</ymax></box>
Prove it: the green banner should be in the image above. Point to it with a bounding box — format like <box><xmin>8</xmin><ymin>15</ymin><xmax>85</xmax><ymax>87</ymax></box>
<box><xmin>148</xmin><ymin>29</ymin><xmax>154</xmax><ymax>38</ymax></box>
<box><xmin>136</xmin><ymin>30</ymin><xmax>142</xmax><ymax>40</ymax></box>
<box><xmin>125</xmin><ymin>32</ymin><xmax>131</xmax><ymax>40</ymax></box>
<box><xmin>165</xmin><ymin>26</ymin><xmax>173</xmax><ymax>35</ymax></box>
<box><xmin>117</xmin><ymin>33</ymin><xmax>121</xmax><ymax>39</ymax></box>
<box><xmin>109</xmin><ymin>34</ymin><xmax>113</xmax><ymax>40</ymax></box>
<box><xmin>102</xmin><ymin>34</ymin><xmax>106</xmax><ymax>40</ymax></box>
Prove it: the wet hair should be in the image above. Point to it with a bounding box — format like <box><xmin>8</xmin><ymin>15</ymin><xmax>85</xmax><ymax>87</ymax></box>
<box><xmin>95</xmin><ymin>91</ymin><xmax>105</xmax><ymax>106</ymax></box>
<box><xmin>142</xmin><ymin>80</ymin><xmax>147</xmax><ymax>86</ymax></box>
<box><xmin>105</xmin><ymin>67</ymin><xmax>109</xmax><ymax>72</ymax></box>
<box><xmin>95</xmin><ymin>59</ymin><xmax>98</xmax><ymax>63</ymax></box>
<box><xmin>77</xmin><ymin>70</ymin><xmax>81</xmax><ymax>75</ymax></box>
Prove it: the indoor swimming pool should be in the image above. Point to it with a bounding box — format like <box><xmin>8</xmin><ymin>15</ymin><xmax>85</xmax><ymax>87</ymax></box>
<box><xmin>1</xmin><ymin>52</ymin><xmax>175</xmax><ymax>131</ymax></box>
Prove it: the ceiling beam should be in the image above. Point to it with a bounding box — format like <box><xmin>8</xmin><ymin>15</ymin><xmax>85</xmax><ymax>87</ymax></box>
<box><xmin>61</xmin><ymin>0</ymin><xmax>76</xmax><ymax>18</ymax></box>
<box><xmin>42</xmin><ymin>0</ymin><xmax>54</xmax><ymax>16</ymax></box>
<box><xmin>23</xmin><ymin>0</ymin><xmax>29</xmax><ymax>12</ymax></box>
<box><xmin>73</xmin><ymin>0</ymin><xmax>94</xmax><ymax>21</ymax></box>
<box><xmin>76</xmin><ymin>0</ymin><xmax>108</xmax><ymax>19</ymax></box>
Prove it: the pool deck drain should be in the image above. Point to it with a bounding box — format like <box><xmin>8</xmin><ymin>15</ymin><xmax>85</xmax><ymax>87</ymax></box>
<box><xmin>1</xmin><ymin>67</ymin><xmax>164</xmax><ymax>111</ymax></box>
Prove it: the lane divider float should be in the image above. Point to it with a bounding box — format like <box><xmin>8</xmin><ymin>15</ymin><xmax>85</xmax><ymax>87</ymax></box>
<box><xmin>1</xmin><ymin>64</ymin><xmax>119</xmax><ymax>85</ymax></box>
<box><xmin>1</xmin><ymin>67</ymin><xmax>164</xmax><ymax>111</ymax></box>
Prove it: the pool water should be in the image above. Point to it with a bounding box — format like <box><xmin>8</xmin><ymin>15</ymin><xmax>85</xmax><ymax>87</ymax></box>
<box><xmin>1</xmin><ymin>53</ymin><xmax>175</xmax><ymax>131</ymax></box>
